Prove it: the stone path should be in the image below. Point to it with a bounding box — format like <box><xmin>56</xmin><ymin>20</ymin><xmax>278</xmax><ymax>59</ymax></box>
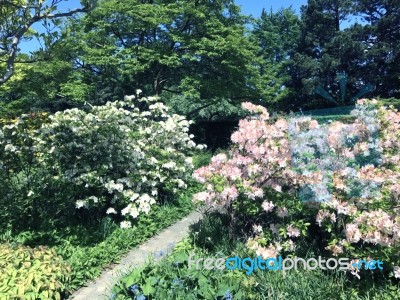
<box><xmin>70</xmin><ymin>210</ymin><xmax>203</xmax><ymax>300</ymax></box>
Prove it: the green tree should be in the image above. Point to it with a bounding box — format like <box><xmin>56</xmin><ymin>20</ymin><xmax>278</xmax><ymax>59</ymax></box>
<box><xmin>51</xmin><ymin>0</ymin><xmax>263</xmax><ymax>120</ymax></box>
<box><xmin>285</xmin><ymin>0</ymin><xmax>362</xmax><ymax>109</ymax></box>
<box><xmin>352</xmin><ymin>0</ymin><xmax>400</xmax><ymax>98</ymax></box>
<box><xmin>285</xmin><ymin>0</ymin><xmax>400</xmax><ymax>109</ymax></box>
<box><xmin>250</xmin><ymin>7</ymin><xmax>301</xmax><ymax>108</ymax></box>
<box><xmin>0</xmin><ymin>57</ymin><xmax>83</xmax><ymax>117</ymax></box>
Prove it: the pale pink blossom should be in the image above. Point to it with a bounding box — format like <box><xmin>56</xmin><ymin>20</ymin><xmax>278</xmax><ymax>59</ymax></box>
<box><xmin>309</xmin><ymin>120</ymin><xmax>319</xmax><ymax>129</ymax></box>
<box><xmin>261</xmin><ymin>201</ymin><xmax>275</xmax><ymax>213</ymax></box>
<box><xmin>252</xmin><ymin>224</ymin><xmax>263</xmax><ymax>234</ymax></box>
<box><xmin>286</xmin><ymin>224</ymin><xmax>300</xmax><ymax>238</ymax></box>
<box><xmin>325</xmin><ymin>244</ymin><xmax>343</xmax><ymax>256</ymax></box>
<box><xmin>345</xmin><ymin>223</ymin><xmax>362</xmax><ymax>243</ymax></box>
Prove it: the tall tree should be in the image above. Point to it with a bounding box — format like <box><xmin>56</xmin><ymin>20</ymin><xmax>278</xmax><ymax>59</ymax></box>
<box><xmin>51</xmin><ymin>0</ymin><xmax>263</xmax><ymax>119</ymax></box>
<box><xmin>285</xmin><ymin>0</ymin><xmax>362</xmax><ymax>109</ymax></box>
<box><xmin>353</xmin><ymin>0</ymin><xmax>400</xmax><ymax>97</ymax></box>
<box><xmin>250</xmin><ymin>7</ymin><xmax>301</xmax><ymax>108</ymax></box>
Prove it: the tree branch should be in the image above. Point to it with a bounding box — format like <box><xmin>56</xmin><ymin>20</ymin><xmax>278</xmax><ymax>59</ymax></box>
<box><xmin>161</xmin><ymin>87</ymin><xmax>181</xmax><ymax>94</ymax></box>
<box><xmin>187</xmin><ymin>102</ymin><xmax>216</xmax><ymax>118</ymax></box>
<box><xmin>0</xmin><ymin>1</ymin><xmax>96</xmax><ymax>85</ymax></box>
<box><xmin>0</xmin><ymin>17</ymin><xmax>39</xmax><ymax>84</ymax></box>
<box><xmin>44</xmin><ymin>7</ymin><xmax>90</xmax><ymax>19</ymax></box>
<box><xmin>111</xmin><ymin>26</ymin><xmax>127</xmax><ymax>47</ymax></box>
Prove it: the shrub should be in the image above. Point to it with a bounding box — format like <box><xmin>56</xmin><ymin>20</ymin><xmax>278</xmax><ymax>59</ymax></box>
<box><xmin>0</xmin><ymin>243</ymin><xmax>71</xmax><ymax>299</ymax></box>
<box><xmin>192</xmin><ymin>99</ymin><xmax>400</xmax><ymax>281</ymax></box>
<box><xmin>0</xmin><ymin>96</ymin><xmax>204</xmax><ymax>231</ymax></box>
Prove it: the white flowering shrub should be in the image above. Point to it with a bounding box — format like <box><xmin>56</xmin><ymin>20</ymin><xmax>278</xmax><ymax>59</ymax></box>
<box><xmin>0</xmin><ymin>96</ymin><xmax>204</xmax><ymax>229</ymax></box>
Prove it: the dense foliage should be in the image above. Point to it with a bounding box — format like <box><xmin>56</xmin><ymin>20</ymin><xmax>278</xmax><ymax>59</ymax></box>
<box><xmin>1</xmin><ymin>0</ymin><xmax>399</xmax><ymax>120</ymax></box>
<box><xmin>0</xmin><ymin>187</ymin><xmax>196</xmax><ymax>297</ymax></box>
<box><xmin>0</xmin><ymin>243</ymin><xmax>71</xmax><ymax>299</ymax></box>
<box><xmin>113</xmin><ymin>214</ymin><xmax>400</xmax><ymax>300</ymax></box>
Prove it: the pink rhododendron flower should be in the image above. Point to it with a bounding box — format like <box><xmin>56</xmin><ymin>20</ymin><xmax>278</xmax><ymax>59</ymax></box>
<box><xmin>309</xmin><ymin>120</ymin><xmax>319</xmax><ymax>130</ymax></box>
<box><xmin>345</xmin><ymin>223</ymin><xmax>362</xmax><ymax>243</ymax></box>
<box><xmin>211</xmin><ymin>153</ymin><xmax>228</xmax><ymax>165</ymax></box>
<box><xmin>252</xmin><ymin>224</ymin><xmax>263</xmax><ymax>234</ymax></box>
<box><xmin>261</xmin><ymin>201</ymin><xmax>275</xmax><ymax>212</ymax></box>
<box><xmin>325</xmin><ymin>244</ymin><xmax>343</xmax><ymax>256</ymax></box>
<box><xmin>256</xmin><ymin>244</ymin><xmax>278</xmax><ymax>260</ymax></box>
<box><xmin>286</xmin><ymin>224</ymin><xmax>300</xmax><ymax>238</ymax></box>
<box><xmin>220</xmin><ymin>186</ymin><xmax>239</xmax><ymax>202</ymax></box>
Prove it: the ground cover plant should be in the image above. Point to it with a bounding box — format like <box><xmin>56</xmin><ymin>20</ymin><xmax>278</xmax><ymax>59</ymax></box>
<box><xmin>0</xmin><ymin>243</ymin><xmax>71</xmax><ymax>300</ymax></box>
<box><xmin>114</xmin><ymin>98</ymin><xmax>400</xmax><ymax>299</ymax></box>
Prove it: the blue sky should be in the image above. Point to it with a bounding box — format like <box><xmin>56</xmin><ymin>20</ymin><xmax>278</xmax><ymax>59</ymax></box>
<box><xmin>235</xmin><ymin>0</ymin><xmax>306</xmax><ymax>16</ymax></box>
<box><xmin>60</xmin><ymin>0</ymin><xmax>307</xmax><ymax>16</ymax></box>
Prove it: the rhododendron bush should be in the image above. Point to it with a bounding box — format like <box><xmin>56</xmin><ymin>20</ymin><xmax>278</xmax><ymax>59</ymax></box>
<box><xmin>193</xmin><ymin>99</ymin><xmax>400</xmax><ymax>280</ymax></box>
<box><xmin>0</xmin><ymin>96</ymin><xmax>203</xmax><ymax>229</ymax></box>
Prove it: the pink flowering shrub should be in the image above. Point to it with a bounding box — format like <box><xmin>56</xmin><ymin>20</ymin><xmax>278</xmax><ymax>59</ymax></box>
<box><xmin>193</xmin><ymin>99</ymin><xmax>400</xmax><ymax>280</ymax></box>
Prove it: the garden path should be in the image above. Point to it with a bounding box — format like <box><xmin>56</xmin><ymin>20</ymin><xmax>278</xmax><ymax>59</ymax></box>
<box><xmin>70</xmin><ymin>210</ymin><xmax>203</xmax><ymax>300</ymax></box>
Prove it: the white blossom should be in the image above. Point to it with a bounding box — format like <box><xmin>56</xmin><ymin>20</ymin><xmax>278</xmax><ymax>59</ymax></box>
<box><xmin>106</xmin><ymin>207</ymin><xmax>117</xmax><ymax>214</ymax></box>
<box><xmin>120</xmin><ymin>221</ymin><xmax>132</xmax><ymax>229</ymax></box>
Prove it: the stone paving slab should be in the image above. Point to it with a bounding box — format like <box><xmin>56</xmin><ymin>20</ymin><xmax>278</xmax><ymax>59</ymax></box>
<box><xmin>70</xmin><ymin>210</ymin><xmax>203</xmax><ymax>300</ymax></box>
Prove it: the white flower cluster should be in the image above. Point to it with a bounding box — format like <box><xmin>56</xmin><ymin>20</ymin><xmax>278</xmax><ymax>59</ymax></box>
<box><xmin>0</xmin><ymin>96</ymin><xmax>204</xmax><ymax>228</ymax></box>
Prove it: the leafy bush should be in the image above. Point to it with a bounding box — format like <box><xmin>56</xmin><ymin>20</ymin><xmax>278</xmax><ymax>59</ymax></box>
<box><xmin>192</xmin><ymin>150</ymin><xmax>213</xmax><ymax>169</ymax></box>
<box><xmin>0</xmin><ymin>243</ymin><xmax>71</xmax><ymax>300</ymax></box>
<box><xmin>0</xmin><ymin>96</ymin><xmax>204</xmax><ymax>231</ymax></box>
<box><xmin>192</xmin><ymin>99</ymin><xmax>400</xmax><ymax>281</ymax></box>
<box><xmin>291</xmin><ymin>106</ymin><xmax>356</xmax><ymax>124</ymax></box>
<box><xmin>377</xmin><ymin>97</ymin><xmax>400</xmax><ymax>111</ymax></box>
